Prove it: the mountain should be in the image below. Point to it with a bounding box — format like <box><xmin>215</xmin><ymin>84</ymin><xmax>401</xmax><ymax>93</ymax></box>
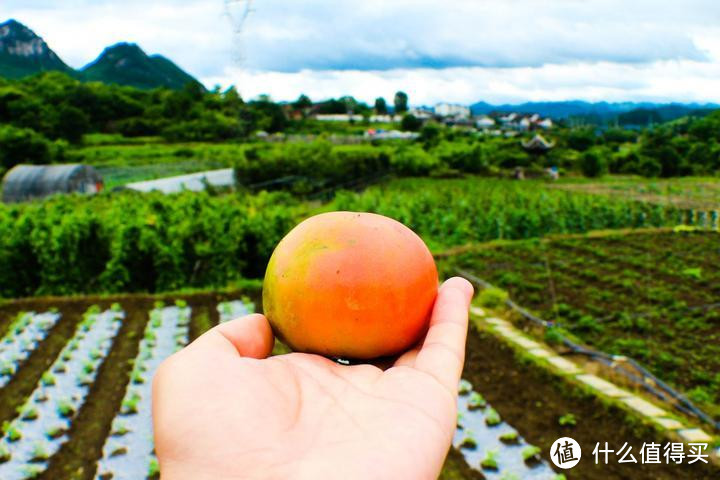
<box><xmin>80</xmin><ymin>42</ymin><xmax>200</xmax><ymax>90</ymax></box>
<box><xmin>0</xmin><ymin>19</ymin><xmax>200</xmax><ymax>90</ymax></box>
<box><xmin>0</xmin><ymin>19</ymin><xmax>73</xmax><ymax>78</ymax></box>
<box><xmin>470</xmin><ymin>100</ymin><xmax>719</xmax><ymax>122</ymax></box>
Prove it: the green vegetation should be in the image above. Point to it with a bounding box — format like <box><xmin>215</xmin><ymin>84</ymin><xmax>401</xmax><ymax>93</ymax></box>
<box><xmin>334</xmin><ymin>178</ymin><xmax>682</xmax><ymax>251</ymax></box>
<box><xmin>558</xmin><ymin>413</ymin><xmax>577</xmax><ymax>427</ymax></box>
<box><xmin>521</xmin><ymin>445</ymin><xmax>541</xmax><ymax>462</ymax></box>
<box><xmin>480</xmin><ymin>449</ymin><xmax>499</xmax><ymax>470</ymax></box>
<box><xmin>484</xmin><ymin>408</ymin><xmax>502</xmax><ymax>427</ymax></box>
<box><xmin>453</xmin><ymin>230</ymin><xmax>720</xmax><ymax>420</ymax></box>
<box><xmin>0</xmin><ymin>177</ymin><xmax>687</xmax><ymax>298</ymax></box>
<box><xmin>498</xmin><ymin>431</ymin><xmax>519</xmax><ymax>444</ymax></box>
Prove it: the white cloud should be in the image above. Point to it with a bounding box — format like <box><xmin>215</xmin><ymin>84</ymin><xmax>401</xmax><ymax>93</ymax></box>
<box><xmin>4</xmin><ymin>0</ymin><xmax>720</xmax><ymax>104</ymax></box>
<box><xmin>204</xmin><ymin>59</ymin><xmax>720</xmax><ymax>105</ymax></box>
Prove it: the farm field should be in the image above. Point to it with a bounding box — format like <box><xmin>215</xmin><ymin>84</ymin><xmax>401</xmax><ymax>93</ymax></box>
<box><xmin>447</xmin><ymin>229</ymin><xmax>720</xmax><ymax>423</ymax></box>
<box><xmin>553</xmin><ymin>177</ymin><xmax>720</xmax><ymax>210</ymax></box>
<box><xmin>1</xmin><ymin>290</ymin><xmax>716</xmax><ymax>480</ymax></box>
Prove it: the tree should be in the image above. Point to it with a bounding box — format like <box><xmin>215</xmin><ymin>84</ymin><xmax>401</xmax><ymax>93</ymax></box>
<box><xmin>374</xmin><ymin>97</ymin><xmax>387</xmax><ymax>115</ymax></box>
<box><xmin>566</xmin><ymin>128</ymin><xmax>595</xmax><ymax>152</ymax></box>
<box><xmin>401</xmin><ymin>114</ymin><xmax>422</xmax><ymax>132</ymax></box>
<box><xmin>54</xmin><ymin>104</ymin><xmax>90</xmax><ymax>143</ymax></box>
<box><xmin>394</xmin><ymin>91</ymin><xmax>408</xmax><ymax>114</ymax></box>
<box><xmin>0</xmin><ymin>125</ymin><xmax>53</xmax><ymax>171</ymax></box>
<box><xmin>292</xmin><ymin>94</ymin><xmax>312</xmax><ymax>111</ymax></box>
<box><xmin>580</xmin><ymin>148</ymin><xmax>608</xmax><ymax>178</ymax></box>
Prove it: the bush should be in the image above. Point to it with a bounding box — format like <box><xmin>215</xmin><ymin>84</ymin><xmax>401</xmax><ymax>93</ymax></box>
<box><xmin>0</xmin><ymin>190</ymin><xmax>298</xmax><ymax>296</ymax></box>
<box><xmin>433</xmin><ymin>141</ymin><xmax>489</xmax><ymax>174</ymax></box>
<box><xmin>390</xmin><ymin>146</ymin><xmax>439</xmax><ymax>176</ymax></box>
<box><xmin>400</xmin><ymin>114</ymin><xmax>423</xmax><ymax>132</ymax></box>
<box><xmin>580</xmin><ymin>148</ymin><xmax>609</xmax><ymax>178</ymax></box>
<box><xmin>235</xmin><ymin>142</ymin><xmax>392</xmax><ymax>192</ymax></box>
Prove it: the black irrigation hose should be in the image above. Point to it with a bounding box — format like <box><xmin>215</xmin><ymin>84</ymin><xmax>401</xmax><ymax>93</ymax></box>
<box><xmin>458</xmin><ymin>268</ymin><xmax>720</xmax><ymax>433</ymax></box>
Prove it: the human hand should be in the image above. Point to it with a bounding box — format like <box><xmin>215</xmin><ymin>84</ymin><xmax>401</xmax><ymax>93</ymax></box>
<box><xmin>153</xmin><ymin>277</ymin><xmax>474</xmax><ymax>480</ymax></box>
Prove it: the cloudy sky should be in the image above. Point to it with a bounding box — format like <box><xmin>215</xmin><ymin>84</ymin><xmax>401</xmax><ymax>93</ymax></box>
<box><xmin>5</xmin><ymin>0</ymin><xmax>720</xmax><ymax>105</ymax></box>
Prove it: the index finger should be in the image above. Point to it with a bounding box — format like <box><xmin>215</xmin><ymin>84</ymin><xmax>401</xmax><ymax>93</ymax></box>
<box><xmin>412</xmin><ymin>277</ymin><xmax>474</xmax><ymax>395</ymax></box>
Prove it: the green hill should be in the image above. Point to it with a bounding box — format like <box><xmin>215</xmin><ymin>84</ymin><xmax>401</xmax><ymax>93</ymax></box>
<box><xmin>80</xmin><ymin>43</ymin><xmax>200</xmax><ymax>90</ymax></box>
<box><xmin>0</xmin><ymin>19</ymin><xmax>200</xmax><ymax>90</ymax></box>
<box><xmin>0</xmin><ymin>19</ymin><xmax>73</xmax><ymax>79</ymax></box>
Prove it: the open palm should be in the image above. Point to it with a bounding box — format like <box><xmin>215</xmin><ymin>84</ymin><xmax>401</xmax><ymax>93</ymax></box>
<box><xmin>153</xmin><ymin>278</ymin><xmax>473</xmax><ymax>480</ymax></box>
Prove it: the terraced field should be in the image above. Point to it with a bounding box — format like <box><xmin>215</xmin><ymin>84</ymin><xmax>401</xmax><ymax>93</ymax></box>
<box><xmin>447</xmin><ymin>230</ymin><xmax>720</xmax><ymax>423</ymax></box>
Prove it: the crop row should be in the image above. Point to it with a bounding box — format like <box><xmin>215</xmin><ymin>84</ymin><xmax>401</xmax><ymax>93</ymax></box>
<box><xmin>451</xmin><ymin>230</ymin><xmax>720</xmax><ymax>420</ymax></box>
<box><xmin>0</xmin><ymin>298</ymin><xmax>250</xmax><ymax>479</ymax></box>
<box><xmin>0</xmin><ymin>312</ymin><xmax>60</xmax><ymax>388</ymax></box>
<box><xmin>0</xmin><ymin>306</ymin><xmax>123</xmax><ymax>479</ymax></box>
<box><xmin>97</xmin><ymin>302</ymin><xmax>190</xmax><ymax>480</ymax></box>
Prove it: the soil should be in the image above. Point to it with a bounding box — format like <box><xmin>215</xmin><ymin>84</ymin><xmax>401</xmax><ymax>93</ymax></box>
<box><xmin>463</xmin><ymin>324</ymin><xmax>720</xmax><ymax>480</ymax></box>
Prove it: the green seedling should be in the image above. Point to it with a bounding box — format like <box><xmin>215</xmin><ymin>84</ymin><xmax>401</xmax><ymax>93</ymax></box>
<box><xmin>21</xmin><ymin>406</ymin><xmax>38</xmax><ymax>421</ymax></box>
<box><xmin>131</xmin><ymin>371</ymin><xmax>145</xmax><ymax>385</ymax></box>
<box><xmin>0</xmin><ymin>442</ymin><xmax>10</xmax><ymax>463</ymax></box>
<box><xmin>46</xmin><ymin>424</ymin><xmax>66</xmax><ymax>439</ymax></box>
<box><xmin>83</xmin><ymin>360</ymin><xmax>96</xmax><ymax>375</ymax></box>
<box><xmin>458</xmin><ymin>379</ymin><xmax>472</xmax><ymax>395</ymax></box>
<box><xmin>148</xmin><ymin>457</ymin><xmax>160</xmax><ymax>479</ymax></box>
<box><xmin>41</xmin><ymin>372</ymin><xmax>56</xmax><ymax>386</ymax></box>
<box><xmin>499</xmin><ymin>431</ymin><xmax>519</xmax><ymax>444</ymax></box>
<box><xmin>480</xmin><ymin>449</ymin><xmax>499</xmax><ymax>470</ymax></box>
<box><xmin>485</xmin><ymin>408</ymin><xmax>501</xmax><ymax>426</ymax></box>
<box><xmin>111</xmin><ymin>419</ymin><xmax>130</xmax><ymax>436</ymax></box>
<box><xmin>522</xmin><ymin>445</ymin><xmax>541</xmax><ymax>463</ymax></box>
<box><xmin>22</xmin><ymin>464</ymin><xmax>44</xmax><ymax>478</ymax></box>
<box><xmin>4</xmin><ymin>422</ymin><xmax>21</xmax><ymax>442</ymax></box>
<box><xmin>175</xmin><ymin>299</ymin><xmax>188</xmax><ymax>308</ymax></box>
<box><xmin>121</xmin><ymin>391</ymin><xmax>141</xmax><ymax>415</ymax></box>
<box><xmin>468</xmin><ymin>391</ymin><xmax>487</xmax><ymax>410</ymax></box>
<box><xmin>0</xmin><ymin>361</ymin><xmax>15</xmax><ymax>376</ymax></box>
<box><xmin>57</xmin><ymin>399</ymin><xmax>76</xmax><ymax>418</ymax></box>
<box><xmin>459</xmin><ymin>430</ymin><xmax>477</xmax><ymax>449</ymax></box>
<box><xmin>111</xmin><ymin>302</ymin><xmax>122</xmax><ymax>312</ymax></box>
<box><xmin>89</xmin><ymin>349</ymin><xmax>103</xmax><ymax>360</ymax></box>
<box><xmin>558</xmin><ymin>413</ymin><xmax>577</xmax><ymax>427</ymax></box>
<box><xmin>77</xmin><ymin>373</ymin><xmax>93</xmax><ymax>386</ymax></box>
<box><xmin>29</xmin><ymin>441</ymin><xmax>50</xmax><ymax>462</ymax></box>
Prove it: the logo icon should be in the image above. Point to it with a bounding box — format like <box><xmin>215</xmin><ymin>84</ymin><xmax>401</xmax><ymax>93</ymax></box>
<box><xmin>550</xmin><ymin>437</ymin><xmax>581</xmax><ymax>469</ymax></box>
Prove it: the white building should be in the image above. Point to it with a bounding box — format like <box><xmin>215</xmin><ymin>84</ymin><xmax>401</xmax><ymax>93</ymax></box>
<box><xmin>408</xmin><ymin>107</ymin><xmax>434</xmax><ymax>120</ymax></box>
<box><xmin>434</xmin><ymin>103</ymin><xmax>471</xmax><ymax>119</ymax></box>
<box><xmin>476</xmin><ymin>116</ymin><xmax>495</xmax><ymax>129</ymax></box>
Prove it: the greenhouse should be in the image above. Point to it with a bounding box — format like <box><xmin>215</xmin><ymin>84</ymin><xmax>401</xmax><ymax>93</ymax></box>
<box><xmin>1</xmin><ymin>164</ymin><xmax>103</xmax><ymax>203</ymax></box>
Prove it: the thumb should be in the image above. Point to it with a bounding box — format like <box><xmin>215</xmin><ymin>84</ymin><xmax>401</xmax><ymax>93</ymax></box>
<box><xmin>189</xmin><ymin>313</ymin><xmax>275</xmax><ymax>359</ymax></box>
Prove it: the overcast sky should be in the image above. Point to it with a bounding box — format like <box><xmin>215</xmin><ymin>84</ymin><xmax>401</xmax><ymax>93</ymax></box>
<box><xmin>5</xmin><ymin>0</ymin><xmax>720</xmax><ymax>105</ymax></box>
